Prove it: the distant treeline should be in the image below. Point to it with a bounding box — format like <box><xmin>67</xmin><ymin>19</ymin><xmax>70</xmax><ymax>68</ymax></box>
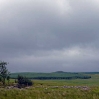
<box><xmin>28</xmin><ymin>76</ymin><xmax>91</xmax><ymax>80</ymax></box>
<box><xmin>10</xmin><ymin>72</ymin><xmax>91</xmax><ymax>80</ymax></box>
<box><xmin>82</xmin><ymin>72</ymin><xmax>99</xmax><ymax>74</ymax></box>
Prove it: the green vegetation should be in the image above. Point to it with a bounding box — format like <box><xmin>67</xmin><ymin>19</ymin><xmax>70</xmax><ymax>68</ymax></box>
<box><xmin>1</xmin><ymin>86</ymin><xmax>99</xmax><ymax>99</ymax></box>
<box><xmin>0</xmin><ymin>61</ymin><xmax>10</xmax><ymax>85</ymax></box>
<box><xmin>0</xmin><ymin>73</ymin><xmax>99</xmax><ymax>99</ymax></box>
<box><xmin>0</xmin><ymin>77</ymin><xmax>98</xmax><ymax>98</ymax></box>
<box><xmin>17</xmin><ymin>75</ymin><xmax>33</xmax><ymax>88</ymax></box>
<box><xmin>10</xmin><ymin>72</ymin><xmax>91</xmax><ymax>80</ymax></box>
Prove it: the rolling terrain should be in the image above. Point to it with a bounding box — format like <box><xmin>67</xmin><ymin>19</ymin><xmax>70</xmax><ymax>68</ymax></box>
<box><xmin>10</xmin><ymin>71</ymin><xmax>91</xmax><ymax>80</ymax></box>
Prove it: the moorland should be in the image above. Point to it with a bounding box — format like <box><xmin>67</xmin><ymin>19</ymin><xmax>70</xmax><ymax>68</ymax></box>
<box><xmin>0</xmin><ymin>72</ymin><xmax>99</xmax><ymax>99</ymax></box>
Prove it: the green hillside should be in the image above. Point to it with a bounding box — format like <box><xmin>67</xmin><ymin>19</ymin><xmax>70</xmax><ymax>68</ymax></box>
<box><xmin>10</xmin><ymin>71</ymin><xmax>91</xmax><ymax>80</ymax></box>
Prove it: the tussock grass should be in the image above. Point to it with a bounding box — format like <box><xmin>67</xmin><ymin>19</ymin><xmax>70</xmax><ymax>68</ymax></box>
<box><xmin>0</xmin><ymin>80</ymin><xmax>99</xmax><ymax>99</ymax></box>
<box><xmin>0</xmin><ymin>86</ymin><xmax>99</xmax><ymax>99</ymax></box>
<box><xmin>0</xmin><ymin>74</ymin><xmax>99</xmax><ymax>99</ymax></box>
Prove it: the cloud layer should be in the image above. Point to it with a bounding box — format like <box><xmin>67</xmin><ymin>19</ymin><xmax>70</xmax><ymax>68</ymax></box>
<box><xmin>0</xmin><ymin>0</ymin><xmax>99</xmax><ymax>72</ymax></box>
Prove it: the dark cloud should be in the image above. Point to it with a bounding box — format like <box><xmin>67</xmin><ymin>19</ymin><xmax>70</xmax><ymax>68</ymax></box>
<box><xmin>0</xmin><ymin>0</ymin><xmax>99</xmax><ymax>72</ymax></box>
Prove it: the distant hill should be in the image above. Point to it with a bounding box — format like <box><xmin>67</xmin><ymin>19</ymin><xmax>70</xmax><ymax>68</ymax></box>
<box><xmin>54</xmin><ymin>71</ymin><xmax>65</xmax><ymax>73</ymax></box>
<box><xmin>10</xmin><ymin>72</ymin><xmax>91</xmax><ymax>80</ymax></box>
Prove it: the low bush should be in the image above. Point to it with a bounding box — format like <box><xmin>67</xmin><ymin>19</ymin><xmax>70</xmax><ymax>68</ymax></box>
<box><xmin>17</xmin><ymin>75</ymin><xmax>33</xmax><ymax>88</ymax></box>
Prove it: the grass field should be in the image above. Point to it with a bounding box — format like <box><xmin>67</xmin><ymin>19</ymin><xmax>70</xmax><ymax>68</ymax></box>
<box><xmin>0</xmin><ymin>73</ymin><xmax>99</xmax><ymax>99</ymax></box>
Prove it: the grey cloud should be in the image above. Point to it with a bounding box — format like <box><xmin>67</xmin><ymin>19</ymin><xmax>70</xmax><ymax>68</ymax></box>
<box><xmin>7</xmin><ymin>47</ymin><xmax>99</xmax><ymax>72</ymax></box>
<box><xmin>0</xmin><ymin>0</ymin><xmax>99</xmax><ymax>72</ymax></box>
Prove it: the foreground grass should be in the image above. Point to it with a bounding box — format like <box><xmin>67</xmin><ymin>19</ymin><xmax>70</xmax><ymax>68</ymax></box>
<box><xmin>0</xmin><ymin>85</ymin><xmax>99</xmax><ymax>99</ymax></box>
<box><xmin>0</xmin><ymin>74</ymin><xmax>99</xmax><ymax>99</ymax></box>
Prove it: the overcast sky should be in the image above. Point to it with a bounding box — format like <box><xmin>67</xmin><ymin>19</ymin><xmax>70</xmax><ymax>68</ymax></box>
<box><xmin>0</xmin><ymin>0</ymin><xmax>99</xmax><ymax>72</ymax></box>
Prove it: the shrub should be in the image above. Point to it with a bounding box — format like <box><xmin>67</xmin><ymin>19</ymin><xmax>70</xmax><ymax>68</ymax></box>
<box><xmin>17</xmin><ymin>75</ymin><xmax>33</xmax><ymax>88</ymax></box>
